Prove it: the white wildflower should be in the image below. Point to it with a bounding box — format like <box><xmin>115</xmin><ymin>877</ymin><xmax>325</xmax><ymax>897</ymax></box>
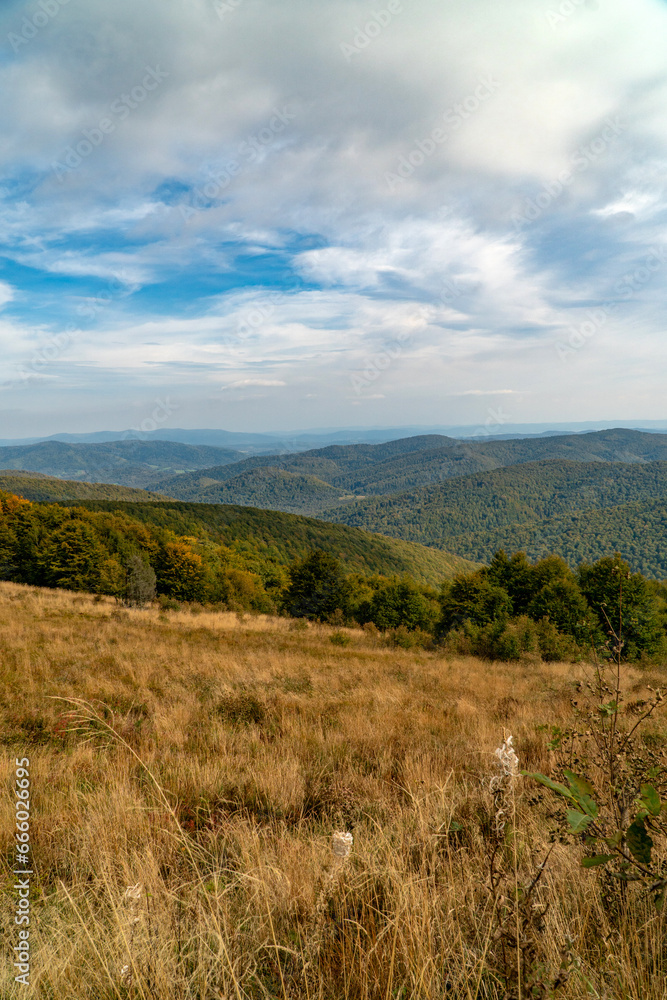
<box><xmin>494</xmin><ymin>734</ymin><xmax>520</xmax><ymax>780</ymax></box>
<box><xmin>332</xmin><ymin>830</ymin><xmax>353</xmax><ymax>859</ymax></box>
<box><xmin>124</xmin><ymin>883</ymin><xmax>142</xmax><ymax>901</ymax></box>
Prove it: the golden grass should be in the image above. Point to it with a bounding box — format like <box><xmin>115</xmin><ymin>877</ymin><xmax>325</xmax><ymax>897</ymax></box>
<box><xmin>1</xmin><ymin>580</ymin><xmax>666</xmax><ymax>999</ymax></box>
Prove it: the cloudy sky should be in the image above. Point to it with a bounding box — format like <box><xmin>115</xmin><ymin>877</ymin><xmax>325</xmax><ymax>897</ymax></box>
<box><xmin>0</xmin><ymin>0</ymin><xmax>666</xmax><ymax>437</ymax></box>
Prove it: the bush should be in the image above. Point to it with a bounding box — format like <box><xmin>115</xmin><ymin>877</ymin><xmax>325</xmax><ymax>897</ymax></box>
<box><xmin>217</xmin><ymin>691</ymin><xmax>266</xmax><ymax>726</ymax></box>
<box><xmin>386</xmin><ymin>625</ymin><xmax>433</xmax><ymax>650</ymax></box>
<box><xmin>329</xmin><ymin>631</ymin><xmax>352</xmax><ymax>647</ymax></box>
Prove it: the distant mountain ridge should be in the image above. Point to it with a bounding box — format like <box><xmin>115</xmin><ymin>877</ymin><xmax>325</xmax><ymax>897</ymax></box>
<box><xmin>0</xmin><ymin>471</ymin><xmax>170</xmax><ymax>503</ymax></box>
<box><xmin>0</xmin><ymin>439</ymin><xmax>243</xmax><ymax>490</ymax></box>
<box><xmin>152</xmin><ymin>428</ymin><xmax>667</xmax><ymax>512</ymax></box>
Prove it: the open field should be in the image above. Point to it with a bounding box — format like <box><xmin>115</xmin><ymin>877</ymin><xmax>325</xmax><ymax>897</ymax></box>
<box><xmin>1</xmin><ymin>581</ymin><xmax>667</xmax><ymax>998</ymax></box>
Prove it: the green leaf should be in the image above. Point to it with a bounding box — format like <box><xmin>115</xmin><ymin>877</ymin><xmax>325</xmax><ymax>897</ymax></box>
<box><xmin>627</xmin><ymin>818</ymin><xmax>653</xmax><ymax>865</ymax></box>
<box><xmin>567</xmin><ymin>809</ymin><xmax>594</xmax><ymax>834</ymax></box>
<box><xmin>604</xmin><ymin>831</ymin><xmax>623</xmax><ymax>849</ymax></box>
<box><xmin>597</xmin><ymin>700</ymin><xmax>617</xmax><ymax>718</ymax></box>
<box><xmin>522</xmin><ymin>772</ymin><xmax>575</xmax><ymax>800</ymax></box>
<box><xmin>564</xmin><ymin>770</ymin><xmax>598</xmax><ymax>817</ymax></box>
<box><xmin>581</xmin><ymin>854</ymin><xmax>614</xmax><ymax>868</ymax></box>
<box><xmin>564</xmin><ymin>770</ymin><xmax>594</xmax><ymax>798</ymax></box>
<box><xmin>640</xmin><ymin>784</ymin><xmax>661</xmax><ymax>817</ymax></box>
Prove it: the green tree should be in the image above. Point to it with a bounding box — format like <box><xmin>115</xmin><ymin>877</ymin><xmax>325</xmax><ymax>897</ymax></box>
<box><xmin>527</xmin><ymin>577</ymin><xmax>594</xmax><ymax>644</ymax></box>
<box><xmin>438</xmin><ymin>571</ymin><xmax>512</xmax><ymax>634</ymax></box>
<box><xmin>281</xmin><ymin>549</ymin><xmax>349</xmax><ymax>620</ymax></box>
<box><xmin>578</xmin><ymin>554</ymin><xmax>665</xmax><ymax>660</ymax></box>
<box><xmin>484</xmin><ymin>550</ymin><xmax>535</xmax><ymax>615</ymax></box>
<box><xmin>124</xmin><ymin>553</ymin><xmax>157</xmax><ymax>606</ymax></box>
<box><xmin>39</xmin><ymin>516</ymin><xmax>108</xmax><ymax>592</ymax></box>
<box><xmin>365</xmin><ymin>577</ymin><xmax>438</xmax><ymax>632</ymax></box>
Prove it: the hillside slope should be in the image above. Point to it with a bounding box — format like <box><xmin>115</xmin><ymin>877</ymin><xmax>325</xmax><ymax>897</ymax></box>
<box><xmin>322</xmin><ymin>460</ymin><xmax>667</xmax><ymax>577</ymax></box>
<box><xmin>0</xmin><ymin>471</ymin><xmax>171</xmax><ymax>503</ymax></box>
<box><xmin>0</xmin><ymin>439</ymin><xmax>242</xmax><ymax>489</ymax></box>
<box><xmin>155</xmin><ymin>428</ymin><xmax>667</xmax><ymax>508</ymax></box>
<box><xmin>153</xmin><ymin>466</ymin><xmax>358</xmax><ymax>514</ymax></box>
<box><xmin>73</xmin><ymin>498</ymin><xmax>479</xmax><ymax>586</ymax></box>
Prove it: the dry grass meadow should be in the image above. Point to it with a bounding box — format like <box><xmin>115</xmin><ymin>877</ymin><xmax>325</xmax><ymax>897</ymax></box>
<box><xmin>1</xmin><ymin>580</ymin><xmax>667</xmax><ymax>999</ymax></box>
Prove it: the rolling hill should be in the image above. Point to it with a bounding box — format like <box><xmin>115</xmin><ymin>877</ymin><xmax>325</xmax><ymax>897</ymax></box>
<box><xmin>322</xmin><ymin>459</ymin><xmax>667</xmax><ymax>577</ymax></box>
<box><xmin>0</xmin><ymin>439</ymin><xmax>243</xmax><ymax>489</ymax></box>
<box><xmin>69</xmin><ymin>498</ymin><xmax>479</xmax><ymax>587</ymax></box>
<box><xmin>154</xmin><ymin>428</ymin><xmax>667</xmax><ymax>509</ymax></box>
<box><xmin>0</xmin><ymin>471</ymin><xmax>171</xmax><ymax>503</ymax></box>
<box><xmin>152</xmin><ymin>466</ymin><xmax>358</xmax><ymax>514</ymax></box>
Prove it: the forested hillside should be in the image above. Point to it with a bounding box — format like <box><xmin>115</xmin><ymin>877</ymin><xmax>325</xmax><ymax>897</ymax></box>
<box><xmin>0</xmin><ymin>491</ymin><xmax>477</xmax><ymax>614</ymax></box>
<box><xmin>73</xmin><ymin>497</ymin><xmax>477</xmax><ymax>586</ymax></box>
<box><xmin>153</xmin><ymin>428</ymin><xmax>667</xmax><ymax>508</ymax></box>
<box><xmin>325</xmin><ymin>460</ymin><xmax>667</xmax><ymax>578</ymax></box>
<box><xmin>0</xmin><ymin>471</ymin><xmax>170</xmax><ymax>503</ymax></box>
<box><xmin>0</xmin><ymin>439</ymin><xmax>242</xmax><ymax>488</ymax></box>
<box><xmin>157</xmin><ymin>466</ymin><xmax>355</xmax><ymax>513</ymax></box>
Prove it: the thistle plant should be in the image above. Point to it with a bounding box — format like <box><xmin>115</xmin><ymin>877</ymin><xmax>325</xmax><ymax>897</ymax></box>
<box><xmin>524</xmin><ymin>570</ymin><xmax>667</xmax><ymax>911</ymax></box>
<box><xmin>303</xmin><ymin>831</ymin><xmax>353</xmax><ymax>987</ymax></box>
<box><xmin>486</xmin><ymin>735</ymin><xmax>573</xmax><ymax>999</ymax></box>
<box><xmin>120</xmin><ymin>882</ymin><xmax>142</xmax><ymax>987</ymax></box>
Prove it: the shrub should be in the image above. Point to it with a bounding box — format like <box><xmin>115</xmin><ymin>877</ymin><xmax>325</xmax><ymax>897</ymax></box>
<box><xmin>329</xmin><ymin>631</ymin><xmax>352</xmax><ymax>647</ymax></box>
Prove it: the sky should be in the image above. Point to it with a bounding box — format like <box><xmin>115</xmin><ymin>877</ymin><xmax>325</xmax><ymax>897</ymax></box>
<box><xmin>1</xmin><ymin>0</ymin><xmax>667</xmax><ymax>437</ymax></box>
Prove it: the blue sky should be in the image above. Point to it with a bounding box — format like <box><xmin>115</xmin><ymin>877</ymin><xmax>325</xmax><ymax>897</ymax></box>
<box><xmin>1</xmin><ymin>0</ymin><xmax>667</xmax><ymax>436</ymax></box>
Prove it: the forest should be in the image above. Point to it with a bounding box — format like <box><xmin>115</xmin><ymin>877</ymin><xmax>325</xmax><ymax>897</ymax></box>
<box><xmin>1</xmin><ymin>489</ymin><xmax>665</xmax><ymax>662</ymax></box>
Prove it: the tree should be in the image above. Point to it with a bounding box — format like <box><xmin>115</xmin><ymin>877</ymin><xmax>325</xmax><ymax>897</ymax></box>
<box><xmin>39</xmin><ymin>517</ymin><xmax>107</xmax><ymax>592</ymax></box>
<box><xmin>281</xmin><ymin>549</ymin><xmax>349</xmax><ymax>620</ymax></box>
<box><xmin>578</xmin><ymin>554</ymin><xmax>665</xmax><ymax>660</ymax></box>
<box><xmin>124</xmin><ymin>553</ymin><xmax>156</xmax><ymax>606</ymax></box>
<box><xmin>484</xmin><ymin>550</ymin><xmax>536</xmax><ymax>615</ymax></box>
<box><xmin>438</xmin><ymin>571</ymin><xmax>512</xmax><ymax>634</ymax></box>
<box><xmin>365</xmin><ymin>577</ymin><xmax>438</xmax><ymax>632</ymax></box>
<box><xmin>157</xmin><ymin>539</ymin><xmax>208</xmax><ymax>602</ymax></box>
<box><xmin>527</xmin><ymin>577</ymin><xmax>593</xmax><ymax>644</ymax></box>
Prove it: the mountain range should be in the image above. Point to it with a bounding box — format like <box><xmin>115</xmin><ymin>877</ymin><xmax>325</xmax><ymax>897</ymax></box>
<box><xmin>4</xmin><ymin>427</ymin><xmax>667</xmax><ymax>578</ymax></box>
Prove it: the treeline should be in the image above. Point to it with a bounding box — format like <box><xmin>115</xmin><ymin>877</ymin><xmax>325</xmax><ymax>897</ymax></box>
<box><xmin>2</xmin><ymin>490</ymin><xmax>666</xmax><ymax>662</ymax></box>
<box><xmin>0</xmin><ymin>491</ymin><xmax>277</xmax><ymax>611</ymax></box>
<box><xmin>282</xmin><ymin>547</ymin><xmax>667</xmax><ymax>662</ymax></box>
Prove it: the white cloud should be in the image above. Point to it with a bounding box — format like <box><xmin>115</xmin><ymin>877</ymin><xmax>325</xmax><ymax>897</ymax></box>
<box><xmin>2</xmin><ymin>0</ymin><xmax>667</xmax><ymax>430</ymax></box>
<box><xmin>0</xmin><ymin>283</ymin><xmax>15</xmax><ymax>309</ymax></box>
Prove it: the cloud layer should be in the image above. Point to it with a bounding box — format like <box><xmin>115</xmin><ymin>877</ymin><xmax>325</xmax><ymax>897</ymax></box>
<box><xmin>1</xmin><ymin>0</ymin><xmax>666</xmax><ymax>435</ymax></box>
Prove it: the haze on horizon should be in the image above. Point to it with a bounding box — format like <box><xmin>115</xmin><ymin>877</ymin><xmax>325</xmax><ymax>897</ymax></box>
<box><xmin>1</xmin><ymin>0</ymin><xmax>666</xmax><ymax>438</ymax></box>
